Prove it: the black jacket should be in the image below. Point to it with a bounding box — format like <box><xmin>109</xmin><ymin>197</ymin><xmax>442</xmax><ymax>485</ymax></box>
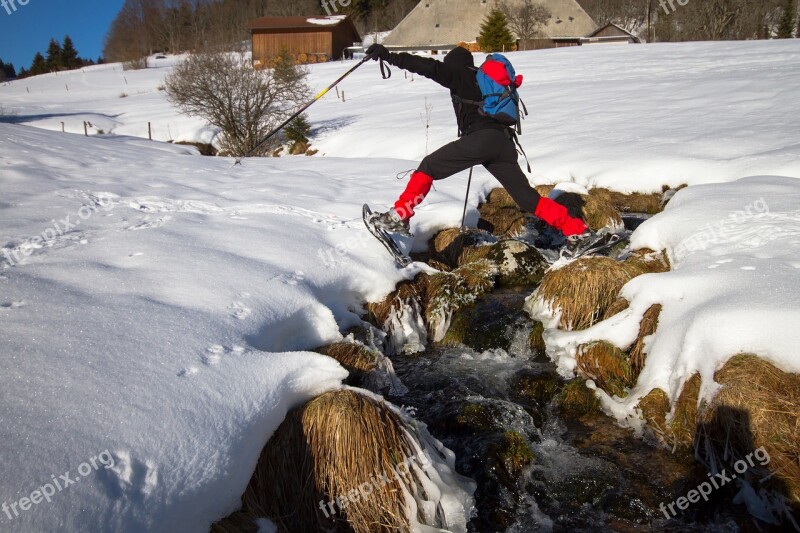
<box><xmin>387</xmin><ymin>47</ymin><xmax>507</xmax><ymax>137</ymax></box>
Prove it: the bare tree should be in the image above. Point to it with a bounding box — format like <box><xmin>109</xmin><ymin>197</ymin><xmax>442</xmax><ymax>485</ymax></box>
<box><xmin>500</xmin><ymin>0</ymin><xmax>553</xmax><ymax>49</ymax></box>
<box><xmin>164</xmin><ymin>52</ymin><xmax>310</xmax><ymax>156</ymax></box>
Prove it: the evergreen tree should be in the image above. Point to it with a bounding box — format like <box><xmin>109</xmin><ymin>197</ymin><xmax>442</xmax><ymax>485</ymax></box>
<box><xmin>3</xmin><ymin>61</ymin><xmax>16</xmax><ymax>79</ymax></box>
<box><xmin>285</xmin><ymin>114</ymin><xmax>312</xmax><ymax>148</ymax></box>
<box><xmin>17</xmin><ymin>67</ymin><xmax>29</xmax><ymax>79</ymax></box>
<box><xmin>62</xmin><ymin>36</ymin><xmax>80</xmax><ymax>69</ymax></box>
<box><xmin>477</xmin><ymin>9</ymin><xmax>516</xmax><ymax>52</ymax></box>
<box><xmin>46</xmin><ymin>39</ymin><xmax>64</xmax><ymax>71</ymax></box>
<box><xmin>30</xmin><ymin>52</ymin><xmax>48</xmax><ymax>76</ymax></box>
<box><xmin>778</xmin><ymin>0</ymin><xmax>796</xmax><ymax>38</ymax></box>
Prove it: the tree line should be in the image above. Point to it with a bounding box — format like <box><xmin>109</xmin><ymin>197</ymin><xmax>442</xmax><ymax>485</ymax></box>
<box><xmin>102</xmin><ymin>0</ymin><xmax>418</xmax><ymax>63</ymax></box>
<box><xmin>577</xmin><ymin>0</ymin><xmax>799</xmax><ymax>41</ymax></box>
<box><xmin>3</xmin><ymin>36</ymin><xmax>100</xmax><ymax>81</ymax></box>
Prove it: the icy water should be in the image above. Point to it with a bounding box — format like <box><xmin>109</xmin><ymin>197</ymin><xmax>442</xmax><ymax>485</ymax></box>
<box><xmin>389</xmin><ymin>287</ymin><xmax>755</xmax><ymax>532</ymax></box>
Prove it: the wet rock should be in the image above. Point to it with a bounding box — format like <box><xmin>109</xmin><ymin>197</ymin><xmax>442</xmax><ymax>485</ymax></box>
<box><xmin>491</xmin><ymin>431</ymin><xmax>535</xmax><ymax>485</ymax></box>
<box><xmin>488</xmin><ymin>239</ymin><xmax>548</xmax><ymax>287</ymax></box>
<box><xmin>512</xmin><ymin>369</ymin><xmax>563</xmax><ymax>406</ymax></box>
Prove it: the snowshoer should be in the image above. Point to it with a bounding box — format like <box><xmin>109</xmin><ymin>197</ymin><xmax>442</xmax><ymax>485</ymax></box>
<box><xmin>364</xmin><ymin>44</ymin><xmax>596</xmax><ymax>254</ymax></box>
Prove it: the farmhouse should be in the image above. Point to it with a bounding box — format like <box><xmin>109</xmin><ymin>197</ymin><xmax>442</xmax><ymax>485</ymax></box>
<box><xmin>247</xmin><ymin>15</ymin><xmax>361</xmax><ymax>67</ymax></box>
<box><xmin>383</xmin><ymin>0</ymin><xmax>597</xmax><ymax>50</ymax></box>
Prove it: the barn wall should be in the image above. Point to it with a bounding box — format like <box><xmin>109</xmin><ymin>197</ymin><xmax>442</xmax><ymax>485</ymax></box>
<box><xmin>252</xmin><ymin>30</ymin><xmax>333</xmax><ymax>61</ymax></box>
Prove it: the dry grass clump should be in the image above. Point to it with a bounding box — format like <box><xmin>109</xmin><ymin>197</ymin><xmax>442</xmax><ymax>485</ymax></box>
<box><xmin>576</xmin><ymin>341</ymin><xmax>633</xmax><ymax>397</ymax></box>
<box><xmin>367</xmin><ymin>276</ymin><xmax>427</xmax><ymax>327</ymax></box>
<box><xmin>590</xmin><ymin>188</ymin><xmax>664</xmax><ymax>215</ymax></box>
<box><xmin>704</xmin><ymin>355</ymin><xmax>800</xmax><ymax>504</ymax></box>
<box><xmin>637</xmin><ymin>388</ymin><xmax>671</xmax><ymax>433</ymax></box>
<box><xmin>628</xmin><ymin>305</ymin><xmax>661</xmax><ymax>377</ymax></box>
<box><xmin>603</xmin><ymin>297</ymin><xmax>630</xmax><ymax>320</ymax></box>
<box><xmin>665</xmin><ymin>373</ymin><xmax>702</xmax><ymax>450</ymax></box>
<box><xmin>458</xmin><ymin>243</ymin><xmax>494</xmax><ymax>267</ymax></box>
<box><xmin>315</xmin><ymin>343</ymin><xmax>377</xmax><ymax>373</ymax></box>
<box><xmin>431</xmin><ymin>228</ymin><xmax>493</xmax><ymax>269</ymax></box>
<box><xmin>486</xmin><ymin>188</ymin><xmax>518</xmax><ymax>208</ymax></box>
<box><xmin>661</xmin><ymin>357</ymin><xmax>800</xmax><ymax>505</ymax></box>
<box><xmin>624</xmin><ymin>248</ymin><xmax>670</xmax><ymax>274</ymax></box>
<box><xmin>535</xmin><ymin>257</ymin><xmax>646</xmax><ymax>330</ymax></box>
<box><xmin>454</xmin><ymin>258</ymin><xmax>497</xmax><ymax>294</ymax></box>
<box><xmin>213</xmin><ymin>390</ymin><xmax>418</xmax><ymax>533</ymax></box>
<box><xmin>477</xmin><ymin>203</ymin><xmax>525</xmax><ymax>237</ymax></box>
<box><xmin>582</xmin><ymin>194</ymin><xmax>623</xmax><ymax>231</ymax></box>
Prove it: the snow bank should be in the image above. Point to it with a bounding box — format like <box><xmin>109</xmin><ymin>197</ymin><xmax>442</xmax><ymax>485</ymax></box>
<box><xmin>529</xmin><ymin>176</ymin><xmax>800</xmax><ymax>425</ymax></box>
<box><xmin>0</xmin><ymin>123</ymin><xmax>477</xmax><ymax>531</ymax></box>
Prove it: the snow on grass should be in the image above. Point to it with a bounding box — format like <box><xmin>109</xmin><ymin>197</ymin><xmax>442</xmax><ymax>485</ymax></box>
<box><xmin>529</xmin><ymin>175</ymin><xmax>800</xmax><ymax>426</ymax></box>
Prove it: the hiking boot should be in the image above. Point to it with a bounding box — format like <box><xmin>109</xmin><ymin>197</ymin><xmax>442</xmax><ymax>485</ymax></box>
<box><xmin>563</xmin><ymin>229</ymin><xmax>603</xmax><ymax>258</ymax></box>
<box><xmin>369</xmin><ymin>208</ymin><xmax>413</xmax><ymax>237</ymax></box>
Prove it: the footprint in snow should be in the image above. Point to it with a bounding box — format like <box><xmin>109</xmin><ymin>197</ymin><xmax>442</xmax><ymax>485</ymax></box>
<box><xmin>178</xmin><ymin>366</ymin><xmax>199</xmax><ymax>377</ymax></box>
<box><xmin>202</xmin><ymin>344</ymin><xmax>246</xmax><ymax>366</ymax></box>
<box><xmin>281</xmin><ymin>271</ymin><xmax>305</xmax><ymax>286</ymax></box>
<box><xmin>125</xmin><ymin>216</ymin><xmax>171</xmax><ymax>231</ymax></box>
<box><xmin>99</xmin><ymin>450</ymin><xmax>158</xmax><ymax>500</ymax></box>
<box><xmin>1</xmin><ymin>300</ymin><xmax>25</xmax><ymax>309</ymax></box>
<box><xmin>230</xmin><ymin>303</ymin><xmax>252</xmax><ymax>320</ymax></box>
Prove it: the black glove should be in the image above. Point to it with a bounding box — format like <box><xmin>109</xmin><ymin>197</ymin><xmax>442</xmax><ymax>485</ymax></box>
<box><xmin>365</xmin><ymin>44</ymin><xmax>389</xmax><ymax>62</ymax></box>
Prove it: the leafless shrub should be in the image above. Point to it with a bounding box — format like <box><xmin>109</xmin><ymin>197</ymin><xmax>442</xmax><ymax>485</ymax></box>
<box><xmin>164</xmin><ymin>52</ymin><xmax>310</xmax><ymax>156</ymax></box>
<box><xmin>500</xmin><ymin>0</ymin><xmax>552</xmax><ymax>49</ymax></box>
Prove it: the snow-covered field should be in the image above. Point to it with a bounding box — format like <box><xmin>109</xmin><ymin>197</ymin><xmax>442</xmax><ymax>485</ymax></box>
<box><xmin>1</xmin><ymin>40</ymin><xmax>799</xmax><ymax>531</ymax></box>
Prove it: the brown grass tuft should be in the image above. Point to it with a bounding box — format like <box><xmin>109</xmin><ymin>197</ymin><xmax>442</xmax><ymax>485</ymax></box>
<box><xmin>704</xmin><ymin>355</ymin><xmax>800</xmax><ymax>504</ymax></box>
<box><xmin>477</xmin><ymin>203</ymin><xmax>525</xmax><ymax>237</ymax></box>
<box><xmin>590</xmin><ymin>188</ymin><xmax>664</xmax><ymax>215</ymax></box>
<box><xmin>629</xmin><ymin>305</ymin><xmax>662</xmax><ymax>379</ymax></box>
<box><xmin>486</xmin><ymin>188</ymin><xmax>518</xmax><ymax>208</ymax></box>
<box><xmin>637</xmin><ymin>388</ymin><xmax>670</xmax><ymax>433</ymax></box>
<box><xmin>536</xmin><ymin>257</ymin><xmax>646</xmax><ymax>330</ymax></box>
<box><xmin>576</xmin><ymin>341</ymin><xmax>633</xmax><ymax>397</ymax></box>
<box><xmin>431</xmin><ymin>228</ymin><xmax>493</xmax><ymax>269</ymax></box>
<box><xmin>315</xmin><ymin>343</ymin><xmax>377</xmax><ymax>373</ymax></box>
<box><xmin>213</xmin><ymin>390</ymin><xmax>418</xmax><ymax>532</ymax></box>
<box><xmin>454</xmin><ymin>259</ymin><xmax>497</xmax><ymax>294</ymax></box>
<box><xmin>667</xmin><ymin>373</ymin><xmax>703</xmax><ymax>450</ymax></box>
<box><xmin>624</xmin><ymin>248</ymin><xmax>670</xmax><ymax>274</ymax></box>
<box><xmin>557</xmin><ymin>378</ymin><xmax>601</xmax><ymax>417</ymax></box>
<box><xmin>603</xmin><ymin>297</ymin><xmax>630</xmax><ymax>320</ymax></box>
<box><xmin>582</xmin><ymin>195</ymin><xmax>623</xmax><ymax>231</ymax></box>
<box><xmin>367</xmin><ymin>276</ymin><xmax>428</xmax><ymax>327</ymax></box>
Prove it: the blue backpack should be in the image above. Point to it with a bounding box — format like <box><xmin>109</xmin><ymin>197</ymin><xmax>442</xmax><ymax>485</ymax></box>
<box><xmin>465</xmin><ymin>53</ymin><xmax>528</xmax><ymax>133</ymax></box>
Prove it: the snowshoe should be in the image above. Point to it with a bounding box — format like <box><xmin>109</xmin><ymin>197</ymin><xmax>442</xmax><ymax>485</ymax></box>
<box><xmin>363</xmin><ymin>204</ymin><xmax>413</xmax><ymax>267</ymax></box>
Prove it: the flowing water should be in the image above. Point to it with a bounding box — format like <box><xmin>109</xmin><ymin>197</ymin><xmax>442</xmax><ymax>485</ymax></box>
<box><xmin>388</xmin><ymin>287</ymin><xmax>755</xmax><ymax>532</ymax></box>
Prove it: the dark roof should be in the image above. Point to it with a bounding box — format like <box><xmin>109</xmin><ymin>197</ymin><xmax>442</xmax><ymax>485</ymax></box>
<box><xmin>586</xmin><ymin>22</ymin><xmax>640</xmax><ymax>40</ymax></box>
<box><xmin>247</xmin><ymin>15</ymin><xmax>354</xmax><ymax>31</ymax></box>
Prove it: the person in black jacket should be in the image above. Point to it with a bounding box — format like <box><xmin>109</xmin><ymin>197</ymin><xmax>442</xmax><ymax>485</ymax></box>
<box><xmin>365</xmin><ymin>44</ymin><xmax>589</xmax><ymax>243</ymax></box>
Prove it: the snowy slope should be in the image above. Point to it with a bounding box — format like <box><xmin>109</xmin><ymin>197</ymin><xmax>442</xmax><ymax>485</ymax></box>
<box><xmin>1</xmin><ymin>40</ymin><xmax>800</xmax><ymax>531</ymax></box>
<box><xmin>0</xmin><ymin>124</ymin><xmax>484</xmax><ymax>531</ymax></box>
<box><xmin>2</xmin><ymin>41</ymin><xmax>800</xmax><ymax>191</ymax></box>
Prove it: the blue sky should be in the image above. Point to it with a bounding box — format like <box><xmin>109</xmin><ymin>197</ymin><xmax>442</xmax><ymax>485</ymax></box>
<box><xmin>0</xmin><ymin>0</ymin><xmax>125</xmax><ymax>71</ymax></box>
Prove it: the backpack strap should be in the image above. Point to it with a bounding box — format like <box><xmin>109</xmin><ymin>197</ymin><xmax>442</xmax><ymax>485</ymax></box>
<box><xmin>508</xmin><ymin>129</ymin><xmax>531</xmax><ymax>173</ymax></box>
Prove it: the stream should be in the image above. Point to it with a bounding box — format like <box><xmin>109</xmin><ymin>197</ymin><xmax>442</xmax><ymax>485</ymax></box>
<box><xmin>387</xmin><ymin>286</ymin><xmax>756</xmax><ymax>532</ymax></box>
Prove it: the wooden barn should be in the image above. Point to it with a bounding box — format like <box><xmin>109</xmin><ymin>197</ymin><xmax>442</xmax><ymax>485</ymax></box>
<box><xmin>247</xmin><ymin>15</ymin><xmax>361</xmax><ymax>67</ymax></box>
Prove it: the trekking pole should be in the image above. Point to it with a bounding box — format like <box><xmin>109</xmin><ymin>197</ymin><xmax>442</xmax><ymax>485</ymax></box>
<box><xmin>234</xmin><ymin>57</ymin><xmax>370</xmax><ymax>165</ymax></box>
<box><xmin>460</xmin><ymin>167</ymin><xmax>474</xmax><ymax>230</ymax></box>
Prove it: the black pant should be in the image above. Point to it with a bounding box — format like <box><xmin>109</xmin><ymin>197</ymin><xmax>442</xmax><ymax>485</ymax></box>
<box><xmin>417</xmin><ymin>128</ymin><xmax>540</xmax><ymax>213</ymax></box>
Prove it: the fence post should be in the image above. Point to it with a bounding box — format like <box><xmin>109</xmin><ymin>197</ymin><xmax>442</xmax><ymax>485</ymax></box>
<box><xmin>148</xmin><ymin>122</ymin><xmax>152</xmax><ymax>140</ymax></box>
<box><xmin>84</xmin><ymin>122</ymin><xmax>88</xmax><ymax>137</ymax></box>
<box><xmin>342</xmin><ymin>90</ymin><xmax>345</xmax><ymax>103</ymax></box>
<box><xmin>61</xmin><ymin>122</ymin><xmax>65</xmax><ymax>133</ymax></box>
